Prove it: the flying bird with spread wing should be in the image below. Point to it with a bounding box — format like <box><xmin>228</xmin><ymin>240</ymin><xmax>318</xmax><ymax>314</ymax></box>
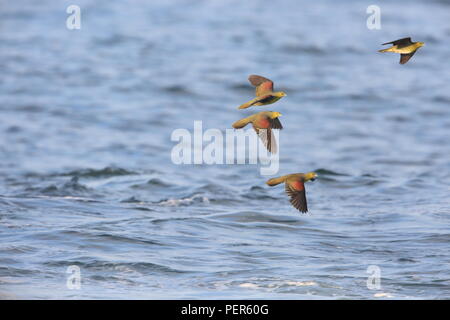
<box><xmin>266</xmin><ymin>172</ymin><xmax>317</xmax><ymax>213</ymax></box>
<box><xmin>238</xmin><ymin>75</ymin><xmax>286</xmax><ymax>109</ymax></box>
<box><xmin>378</xmin><ymin>37</ymin><xmax>424</xmax><ymax>64</ymax></box>
<box><xmin>232</xmin><ymin>111</ymin><xmax>283</xmax><ymax>153</ymax></box>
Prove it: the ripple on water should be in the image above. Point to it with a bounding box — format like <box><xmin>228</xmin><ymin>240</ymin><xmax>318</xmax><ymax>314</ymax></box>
<box><xmin>62</xmin><ymin>167</ymin><xmax>138</xmax><ymax>178</ymax></box>
<box><xmin>2</xmin><ymin>0</ymin><xmax>450</xmax><ymax>300</ymax></box>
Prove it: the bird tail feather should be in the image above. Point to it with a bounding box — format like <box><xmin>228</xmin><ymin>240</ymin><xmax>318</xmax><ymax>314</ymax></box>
<box><xmin>266</xmin><ymin>176</ymin><xmax>287</xmax><ymax>186</ymax></box>
<box><xmin>232</xmin><ymin>117</ymin><xmax>251</xmax><ymax>129</ymax></box>
<box><xmin>238</xmin><ymin>98</ymin><xmax>256</xmax><ymax>109</ymax></box>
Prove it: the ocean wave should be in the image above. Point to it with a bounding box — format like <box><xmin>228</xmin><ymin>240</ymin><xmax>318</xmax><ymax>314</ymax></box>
<box><xmin>62</xmin><ymin>167</ymin><xmax>137</xmax><ymax>178</ymax></box>
<box><xmin>314</xmin><ymin>168</ymin><xmax>349</xmax><ymax>176</ymax></box>
<box><xmin>44</xmin><ymin>259</ymin><xmax>188</xmax><ymax>274</ymax></box>
<box><xmin>24</xmin><ymin>176</ymin><xmax>91</xmax><ymax>196</ymax></box>
<box><xmin>131</xmin><ymin>178</ymin><xmax>171</xmax><ymax>189</ymax></box>
<box><xmin>161</xmin><ymin>84</ymin><xmax>194</xmax><ymax>95</ymax></box>
<box><xmin>209</xmin><ymin>211</ymin><xmax>302</xmax><ymax>225</ymax></box>
<box><xmin>234</xmin><ymin>279</ymin><xmax>318</xmax><ymax>291</ymax></box>
<box><xmin>280</xmin><ymin>43</ymin><xmax>326</xmax><ymax>55</ymax></box>
<box><xmin>241</xmin><ymin>186</ymin><xmax>278</xmax><ymax>200</ymax></box>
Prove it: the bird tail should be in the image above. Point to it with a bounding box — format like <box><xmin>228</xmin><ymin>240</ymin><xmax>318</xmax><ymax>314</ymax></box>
<box><xmin>232</xmin><ymin>117</ymin><xmax>251</xmax><ymax>129</ymax></box>
<box><xmin>266</xmin><ymin>175</ymin><xmax>288</xmax><ymax>186</ymax></box>
<box><xmin>238</xmin><ymin>98</ymin><xmax>257</xmax><ymax>109</ymax></box>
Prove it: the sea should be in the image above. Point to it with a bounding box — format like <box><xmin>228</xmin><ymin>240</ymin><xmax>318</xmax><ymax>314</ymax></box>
<box><xmin>1</xmin><ymin>0</ymin><xmax>450</xmax><ymax>299</ymax></box>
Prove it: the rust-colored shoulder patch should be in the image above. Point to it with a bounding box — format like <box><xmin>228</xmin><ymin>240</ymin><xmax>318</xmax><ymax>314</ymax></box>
<box><xmin>290</xmin><ymin>180</ymin><xmax>305</xmax><ymax>191</ymax></box>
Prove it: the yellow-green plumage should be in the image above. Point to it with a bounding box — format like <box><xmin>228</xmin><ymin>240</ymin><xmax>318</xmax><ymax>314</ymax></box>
<box><xmin>232</xmin><ymin>111</ymin><xmax>282</xmax><ymax>153</ymax></box>
<box><xmin>379</xmin><ymin>37</ymin><xmax>424</xmax><ymax>64</ymax></box>
<box><xmin>238</xmin><ymin>75</ymin><xmax>286</xmax><ymax>109</ymax></box>
<box><xmin>266</xmin><ymin>172</ymin><xmax>317</xmax><ymax>213</ymax></box>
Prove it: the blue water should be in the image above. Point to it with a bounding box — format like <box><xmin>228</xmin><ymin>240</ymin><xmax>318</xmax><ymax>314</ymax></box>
<box><xmin>1</xmin><ymin>0</ymin><xmax>450</xmax><ymax>299</ymax></box>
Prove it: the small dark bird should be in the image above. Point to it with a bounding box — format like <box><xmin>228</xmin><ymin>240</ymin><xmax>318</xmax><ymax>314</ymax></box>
<box><xmin>232</xmin><ymin>111</ymin><xmax>282</xmax><ymax>153</ymax></box>
<box><xmin>266</xmin><ymin>172</ymin><xmax>317</xmax><ymax>213</ymax></box>
<box><xmin>379</xmin><ymin>37</ymin><xmax>424</xmax><ymax>64</ymax></box>
<box><xmin>238</xmin><ymin>75</ymin><xmax>286</xmax><ymax>109</ymax></box>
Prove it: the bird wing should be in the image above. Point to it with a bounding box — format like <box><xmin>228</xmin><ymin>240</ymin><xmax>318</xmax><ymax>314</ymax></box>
<box><xmin>253</xmin><ymin>94</ymin><xmax>276</xmax><ymax>105</ymax></box>
<box><xmin>382</xmin><ymin>37</ymin><xmax>412</xmax><ymax>47</ymax></box>
<box><xmin>270</xmin><ymin>117</ymin><xmax>283</xmax><ymax>130</ymax></box>
<box><xmin>248</xmin><ymin>75</ymin><xmax>274</xmax><ymax>97</ymax></box>
<box><xmin>399</xmin><ymin>50</ymin><xmax>417</xmax><ymax>64</ymax></box>
<box><xmin>253</xmin><ymin>126</ymin><xmax>277</xmax><ymax>153</ymax></box>
<box><xmin>285</xmin><ymin>182</ymin><xmax>308</xmax><ymax>213</ymax></box>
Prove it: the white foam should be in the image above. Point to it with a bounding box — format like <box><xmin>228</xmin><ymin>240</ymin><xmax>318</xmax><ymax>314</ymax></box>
<box><xmin>285</xmin><ymin>281</ymin><xmax>317</xmax><ymax>286</ymax></box>
<box><xmin>239</xmin><ymin>283</ymin><xmax>259</xmax><ymax>289</ymax></box>
<box><xmin>159</xmin><ymin>194</ymin><xmax>209</xmax><ymax>206</ymax></box>
<box><xmin>374</xmin><ymin>292</ymin><xmax>393</xmax><ymax>298</ymax></box>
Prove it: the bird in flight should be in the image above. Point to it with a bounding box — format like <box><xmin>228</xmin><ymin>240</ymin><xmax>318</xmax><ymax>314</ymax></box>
<box><xmin>232</xmin><ymin>111</ymin><xmax>283</xmax><ymax>153</ymax></box>
<box><xmin>378</xmin><ymin>37</ymin><xmax>424</xmax><ymax>64</ymax></box>
<box><xmin>266</xmin><ymin>172</ymin><xmax>317</xmax><ymax>213</ymax></box>
<box><xmin>238</xmin><ymin>75</ymin><xmax>286</xmax><ymax>109</ymax></box>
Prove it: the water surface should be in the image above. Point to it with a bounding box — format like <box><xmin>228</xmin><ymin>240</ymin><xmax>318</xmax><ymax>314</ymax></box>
<box><xmin>1</xmin><ymin>0</ymin><xmax>450</xmax><ymax>299</ymax></box>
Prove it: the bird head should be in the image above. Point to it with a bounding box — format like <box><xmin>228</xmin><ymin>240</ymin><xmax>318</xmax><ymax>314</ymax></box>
<box><xmin>304</xmin><ymin>172</ymin><xmax>317</xmax><ymax>182</ymax></box>
<box><xmin>275</xmin><ymin>91</ymin><xmax>287</xmax><ymax>97</ymax></box>
<box><xmin>269</xmin><ymin>111</ymin><xmax>282</xmax><ymax>119</ymax></box>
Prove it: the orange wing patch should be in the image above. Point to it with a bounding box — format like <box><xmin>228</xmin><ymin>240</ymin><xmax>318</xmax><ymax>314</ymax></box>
<box><xmin>248</xmin><ymin>75</ymin><xmax>274</xmax><ymax>97</ymax></box>
<box><xmin>290</xmin><ymin>180</ymin><xmax>305</xmax><ymax>191</ymax></box>
<box><xmin>255</xmin><ymin>81</ymin><xmax>274</xmax><ymax>97</ymax></box>
<box><xmin>256</xmin><ymin>117</ymin><xmax>270</xmax><ymax>129</ymax></box>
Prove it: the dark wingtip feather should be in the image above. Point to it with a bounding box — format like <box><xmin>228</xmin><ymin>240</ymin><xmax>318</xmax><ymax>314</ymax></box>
<box><xmin>399</xmin><ymin>51</ymin><xmax>416</xmax><ymax>64</ymax></box>
<box><xmin>248</xmin><ymin>75</ymin><xmax>272</xmax><ymax>87</ymax></box>
<box><xmin>257</xmin><ymin>128</ymin><xmax>277</xmax><ymax>154</ymax></box>
<box><xmin>382</xmin><ymin>37</ymin><xmax>412</xmax><ymax>46</ymax></box>
<box><xmin>271</xmin><ymin>117</ymin><xmax>283</xmax><ymax>130</ymax></box>
<box><xmin>289</xmin><ymin>190</ymin><xmax>308</xmax><ymax>213</ymax></box>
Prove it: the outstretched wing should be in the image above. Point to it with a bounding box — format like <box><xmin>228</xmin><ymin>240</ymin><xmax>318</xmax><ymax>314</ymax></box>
<box><xmin>253</xmin><ymin>127</ymin><xmax>277</xmax><ymax>153</ymax></box>
<box><xmin>270</xmin><ymin>117</ymin><xmax>283</xmax><ymax>130</ymax></box>
<box><xmin>248</xmin><ymin>75</ymin><xmax>274</xmax><ymax>97</ymax></box>
<box><xmin>400</xmin><ymin>50</ymin><xmax>417</xmax><ymax>64</ymax></box>
<box><xmin>382</xmin><ymin>37</ymin><xmax>412</xmax><ymax>47</ymax></box>
<box><xmin>285</xmin><ymin>182</ymin><xmax>308</xmax><ymax>213</ymax></box>
<box><xmin>252</xmin><ymin>115</ymin><xmax>281</xmax><ymax>153</ymax></box>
